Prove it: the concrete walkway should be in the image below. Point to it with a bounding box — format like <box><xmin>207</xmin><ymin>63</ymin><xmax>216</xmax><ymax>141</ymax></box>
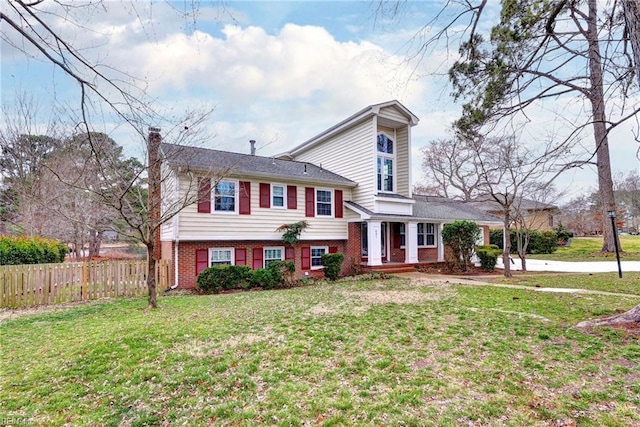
<box><xmin>396</xmin><ymin>271</ymin><xmax>640</xmax><ymax>299</ymax></box>
<box><xmin>495</xmin><ymin>258</ymin><xmax>640</xmax><ymax>273</ymax></box>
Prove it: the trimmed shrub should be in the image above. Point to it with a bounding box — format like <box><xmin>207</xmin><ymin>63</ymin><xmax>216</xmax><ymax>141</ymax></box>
<box><xmin>528</xmin><ymin>230</ymin><xmax>558</xmax><ymax>254</ymax></box>
<box><xmin>0</xmin><ymin>236</ymin><xmax>68</xmax><ymax>265</ymax></box>
<box><xmin>321</xmin><ymin>252</ymin><xmax>344</xmax><ymax>281</ymax></box>
<box><xmin>196</xmin><ymin>265</ymin><xmax>252</xmax><ymax>293</ymax></box>
<box><xmin>267</xmin><ymin>260</ymin><xmax>295</xmax><ymax>285</ymax></box>
<box><xmin>488</xmin><ymin>229</ymin><xmax>558</xmax><ymax>254</ymax></box>
<box><xmin>441</xmin><ymin>220</ymin><xmax>480</xmax><ymax>272</ymax></box>
<box><xmin>250</xmin><ymin>267</ymin><xmax>280</xmax><ymax>290</ymax></box>
<box><xmin>476</xmin><ymin>245</ymin><xmax>502</xmax><ymax>272</ymax></box>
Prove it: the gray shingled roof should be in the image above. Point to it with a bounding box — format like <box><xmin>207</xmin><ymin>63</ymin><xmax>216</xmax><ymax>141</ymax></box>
<box><xmin>161</xmin><ymin>143</ymin><xmax>356</xmax><ymax>187</ymax></box>
<box><xmin>464</xmin><ymin>196</ymin><xmax>558</xmax><ymax>213</ymax></box>
<box><xmin>345</xmin><ymin>196</ymin><xmax>502</xmax><ymax>224</ymax></box>
<box><xmin>413</xmin><ymin>195</ymin><xmax>502</xmax><ymax>223</ymax></box>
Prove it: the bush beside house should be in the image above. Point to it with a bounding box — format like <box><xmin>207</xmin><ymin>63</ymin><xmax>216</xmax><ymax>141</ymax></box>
<box><xmin>490</xmin><ymin>229</ymin><xmax>558</xmax><ymax>254</ymax></box>
<box><xmin>197</xmin><ymin>261</ymin><xmax>296</xmax><ymax>293</ymax></box>
<box><xmin>0</xmin><ymin>236</ymin><xmax>68</xmax><ymax>265</ymax></box>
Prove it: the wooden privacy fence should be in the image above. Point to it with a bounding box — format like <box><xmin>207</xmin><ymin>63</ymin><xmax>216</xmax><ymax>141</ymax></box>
<box><xmin>0</xmin><ymin>260</ymin><xmax>170</xmax><ymax>309</ymax></box>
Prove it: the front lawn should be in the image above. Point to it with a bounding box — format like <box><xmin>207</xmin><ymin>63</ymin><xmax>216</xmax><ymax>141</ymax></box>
<box><xmin>529</xmin><ymin>235</ymin><xmax>640</xmax><ymax>261</ymax></box>
<box><xmin>1</xmin><ymin>276</ymin><xmax>639</xmax><ymax>426</ymax></box>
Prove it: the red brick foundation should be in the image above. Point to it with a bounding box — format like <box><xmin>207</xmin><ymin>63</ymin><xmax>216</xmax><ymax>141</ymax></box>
<box><xmin>167</xmin><ymin>239</ymin><xmax>350</xmax><ymax>289</ymax></box>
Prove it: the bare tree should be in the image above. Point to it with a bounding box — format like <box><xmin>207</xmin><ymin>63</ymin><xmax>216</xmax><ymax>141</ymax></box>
<box><xmin>379</xmin><ymin>0</ymin><xmax>639</xmax><ymax>253</ymax></box>
<box><xmin>419</xmin><ymin>136</ymin><xmax>487</xmax><ymax>201</ymax></box>
<box><xmin>1</xmin><ymin>1</ymin><xmax>226</xmax><ymax>307</ymax></box>
<box><xmin>425</xmin><ymin>133</ymin><xmax>574</xmax><ymax>277</ymax></box>
<box><xmin>0</xmin><ymin>93</ymin><xmax>63</xmax><ymax>236</ymax></box>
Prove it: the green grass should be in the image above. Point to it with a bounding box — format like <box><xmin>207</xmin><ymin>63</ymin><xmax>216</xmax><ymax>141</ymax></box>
<box><xmin>490</xmin><ymin>272</ymin><xmax>640</xmax><ymax>296</ymax></box>
<box><xmin>529</xmin><ymin>235</ymin><xmax>640</xmax><ymax>261</ymax></box>
<box><xmin>1</xmin><ymin>276</ymin><xmax>639</xmax><ymax>426</ymax></box>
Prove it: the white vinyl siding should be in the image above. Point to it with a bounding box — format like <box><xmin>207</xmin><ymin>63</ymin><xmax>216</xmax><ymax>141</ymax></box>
<box><xmin>293</xmin><ymin>120</ymin><xmax>375</xmax><ymax>211</ymax></box>
<box><xmin>160</xmin><ymin>163</ymin><xmax>178</xmax><ymax>240</ymax></box>
<box><xmin>177</xmin><ymin>178</ymin><xmax>350</xmax><ymax>240</ymax></box>
<box><xmin>379</xmin><ymin>105</ymin><xmax>410</xmax><ymax>124</ymax></box>
<box><xmin>395</xmin><ymin>126</ymin><xmax>411</xmax><ymax>198</ymax></box>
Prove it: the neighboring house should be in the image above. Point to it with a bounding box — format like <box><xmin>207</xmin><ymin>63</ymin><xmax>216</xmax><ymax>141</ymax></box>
<box><xmin>466</xmin><ymin>197</ymin><xmax>559</xmax><ymax>231</ymax></box>
<box><xmin>159</xmin><ymin>101</ymin><xmax>502</xmax><ymax>288</ymax></box>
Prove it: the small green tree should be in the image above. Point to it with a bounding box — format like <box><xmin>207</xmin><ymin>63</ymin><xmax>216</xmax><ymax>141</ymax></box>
<box><xmin>276</xmin><ymin>221</ymin><xmax>309</xmax><ymax>246</ymax></box>
<box><xmin>441</xmin><ymin>220</ymin><xmax>480</xmax><ymax>272</ymax></box>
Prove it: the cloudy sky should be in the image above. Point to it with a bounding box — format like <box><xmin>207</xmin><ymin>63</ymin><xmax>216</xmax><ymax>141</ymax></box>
<box><xmin>2</xmin><ymin>1</ymin><xmax>638</xmax><ymax>200</ymax></box>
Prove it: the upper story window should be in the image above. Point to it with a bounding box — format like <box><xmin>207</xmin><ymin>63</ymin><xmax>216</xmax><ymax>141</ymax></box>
<box><xmin>272</xmin><ymin>184</ymin><xmax>285</xmax><ymax>208</ymax></box>
<box><xmin>377</xmin><ymin>133</ymin><xmax>394</xmax><ymax>192</ymax></box>
<box><xmin>316</xmin><ymin>189</ymin><xmax>332</xmax><ymax>216</ymax></box>
<box><xmin>377</xmin><ymin>133</ymin><xmax>394</xmax><ymax>154</ymax></box>
<box><xmin>214</xmin><ymin>180</ymin><xmax>236</xmax><ymax>212</ymax></box>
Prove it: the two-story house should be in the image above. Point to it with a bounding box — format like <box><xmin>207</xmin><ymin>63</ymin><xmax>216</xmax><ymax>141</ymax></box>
<box><xmin>159</xmin><ymin>100</ymin><xmax>501</xmax><ymax>288</ymax></box>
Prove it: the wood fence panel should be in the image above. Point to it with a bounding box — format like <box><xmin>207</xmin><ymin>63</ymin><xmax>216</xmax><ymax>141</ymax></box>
<box><xmin>1</xmin><ymin>260</ymin><xmax>168</xmax><ymax>309</ymax></box>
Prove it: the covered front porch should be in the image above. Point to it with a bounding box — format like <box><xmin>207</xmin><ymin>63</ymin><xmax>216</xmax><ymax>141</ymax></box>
<box><xmin>353</xmin><ymin>220</ymin><xmax>446</xmax><ymax>268</ymax></box>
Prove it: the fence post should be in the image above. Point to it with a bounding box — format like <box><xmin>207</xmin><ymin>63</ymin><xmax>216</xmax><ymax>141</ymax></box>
<box><xmin>82</xmin><ymin>262</ymin><xmax>89</xmax><ymax>300</ymax></box>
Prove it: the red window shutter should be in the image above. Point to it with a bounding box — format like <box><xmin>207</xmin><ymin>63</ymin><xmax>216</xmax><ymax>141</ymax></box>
<box><xmin>305</xmin><ymin>187</ymin><xmax>315</xmax><ymax>217</ymax></box>
<box><xmin>196</xmin><ymin>249</ymin><xmax>208</xmax><ymax>275</ymax></box>
<box><xmin>236</xmin><ymin>248</ymin><xmax>246</xmax><ymax>266</ymax></box>
<box><xmin>239</xmin><ymin>181</ymin><xmax>251</xmax><ymax>214</ymax></box>
<box><xmin>285</xmin><ymin>247</ymin><xmax>294</xmax><ymax>261</ymax></box>
<box><xmin>335</xmin><ymin>189</ymin><xmax>343</xmax><ymax>218</ymax></box>
<box><xmin>301</xmin><ymin>247</ymin><xmax>311</xmax><ymax>270</ymax></box>
<box><xmin>259</xmin><ymin>183</ymin><xmax>270</xmax><ymax>208</ymax></box>
<box><xmin>252</xmin><ymin>247</ymin><xmax>263</xmax><ymax>270</ymax></box>
<box><xmin>287</xmin><ymin>185</ymin><xmax>297</xmax><ymax>209</ymax></box>
<box><xmin>329</xmin><ymin>246</ymin><xmax>338</xmax><ymax>254</ymax></box>
<box><xmin>197</xmin><ymin>177</ymin><xmax>211</xmax><ymax>213</ymax></box>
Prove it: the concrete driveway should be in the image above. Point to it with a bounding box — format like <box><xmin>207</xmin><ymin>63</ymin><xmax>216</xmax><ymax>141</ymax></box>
<box><xmin>495</xmin><ymin>258</ymin><xmax>640</xmax><ymax>273</ymax></box>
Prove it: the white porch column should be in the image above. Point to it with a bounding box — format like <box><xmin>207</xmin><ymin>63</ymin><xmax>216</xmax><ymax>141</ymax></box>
<box><xmin>405</xmin><ymin>221</ymin><xmax>419</xmax><ymax>263</ymax></box>
<box><xmin>437</xmin><ymin>222</ymin><xmax>445</xmax><ymax>262</ymax></box>
<box><xmin>367</xmin><ymin>220</ymin><xmax>382</xmax><ymax>266</ymax></box>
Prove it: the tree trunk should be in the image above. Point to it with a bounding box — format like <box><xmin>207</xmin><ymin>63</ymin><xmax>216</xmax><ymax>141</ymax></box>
<box><xmin>587</xmin><ymin>0</ymin><xmax>620</xmax><ymax>253</ymax></box>
<box><xmin>146</xmin><ymin>241</ymin><xmax>158</xmax><ymax>309</ymax></box>
<box><xmin>88</xmin><ymin>229</ymin><xmax>103</xmax><ymax>258</ymax></box>
<box><xmin>577</xmin><ymin>303</ymin><xmax>640</xmax><ymax>328</ymax></box>
<box><xmin>146</xmin><ymin>128</ymin><xmax>162</xmax><ymax>309</ymax></box>
<box><xmin>623</xmin><ymin>0</ymin><xmax>640</xmax><ymax>87</ymax></box>
<box><xmin>502</xmin><ymin>215</ymin><xmax>512</xmax><ymax>277</ymax></box>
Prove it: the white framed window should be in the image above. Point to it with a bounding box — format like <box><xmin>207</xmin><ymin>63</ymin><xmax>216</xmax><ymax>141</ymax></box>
<box><xmin>398</xmin><ymin>223</ymin><xmax>406</xmax><ymax>247</ymax></box>
<box><xmin>377</xmin><ymin>133</ymin><xmax>395</xmax><ymax>192</ymax></box>
<box><xmin>214</xmin><ymin>180</ymin><xmax>237</xmax><ymax>213</ymax></box>
<box><xmin>272</xmin><ymin>184</ymin><xmax>285</xmax><ymax>208</ymax></box>
<box><xmin>316</xmin><ymin>189</ymin><xmax>332</xmax><ymax>216</ymax></box>
<box><xmin>209</xmin><ymin>248</ymin><xmax>234</xmax><ymax>266</ymax></box>
<box><xmin>264</xmin><ymin>246</ymin><xmax>284</xmax><ymax>268</ymax></box>
<box><xmin>417</xmin><ymin>223</ymin><xmax>436</xmax><ymax>247</ymax></box>
<box><xmin>311</xmin><ymin>246</ymin><xmax>328</xmax><ymax>269</ymax></box>
<box><xmin>361</xmin><ymin>223</ymin><xmax>368</xmax><ymax>257</ymax></box>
